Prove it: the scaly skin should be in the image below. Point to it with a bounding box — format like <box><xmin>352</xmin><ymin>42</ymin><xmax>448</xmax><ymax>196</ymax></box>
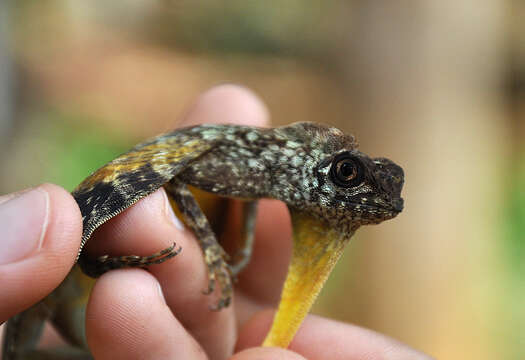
<box><xmin>2</xmin><ymin>122</ymin><xmax>404</xmax><ymax>358</ymax></box>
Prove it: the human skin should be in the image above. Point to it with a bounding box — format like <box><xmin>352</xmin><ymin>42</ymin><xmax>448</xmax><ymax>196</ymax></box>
<box><xmin>0</xmin><ymin>85</ymin><xmax>432</xmax><ymax>360</ymax></box>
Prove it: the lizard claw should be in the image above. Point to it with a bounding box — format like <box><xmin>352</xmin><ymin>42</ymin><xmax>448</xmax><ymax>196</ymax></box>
<box><xmin>89</xmin><ymin>242</ymin><xmax>181</xmax><ymax>276</ymax></box>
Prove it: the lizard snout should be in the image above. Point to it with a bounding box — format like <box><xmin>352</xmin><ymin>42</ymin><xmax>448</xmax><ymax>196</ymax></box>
<box><xmin>392</xmin><ymin>198</ymin><xmax>404</xmax><ymax>212</ymax></box>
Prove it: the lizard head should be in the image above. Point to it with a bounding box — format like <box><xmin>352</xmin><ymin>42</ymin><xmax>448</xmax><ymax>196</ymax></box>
<box><xmin>263</xmin><ymin>122</ymin><xmax>405</xmax><ymax>348</ymax></box>
<box><xmin>270</xmin><ymin>122</ymin><xmax>404</xmax><ymax>232</ymax></box>
<box><xmin>315</xmin><ymin>151</ymin><xmax>404</xmax><ymax>229</ymax></box>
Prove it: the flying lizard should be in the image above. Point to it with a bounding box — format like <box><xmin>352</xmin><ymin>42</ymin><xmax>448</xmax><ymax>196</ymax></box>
<box><xmin>2</xmin><ymin>122</ymin><xmax>404</xmax><ymax>359</ymax></box>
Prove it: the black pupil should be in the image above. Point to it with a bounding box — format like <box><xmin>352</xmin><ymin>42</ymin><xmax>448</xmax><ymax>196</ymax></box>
<box><xmin>339</xmin><ymin>161</ymin><xmax>356</xmax><ymax>179</ymax></box>
<box><xmin>329</xmin><ymin>152</ymin><xmax>364</xmax><ymax>188</ymax></box>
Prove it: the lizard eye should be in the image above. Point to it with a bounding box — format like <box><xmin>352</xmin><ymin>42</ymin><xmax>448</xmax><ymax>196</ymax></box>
<box><xmin>330</xmin><ymin>152</ymin><xmax>364</xmax><ymax>188</ymax></box>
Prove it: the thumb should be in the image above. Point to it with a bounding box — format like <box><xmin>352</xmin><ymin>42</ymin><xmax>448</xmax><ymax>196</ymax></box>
<box><xmin>0</xmin><ymin>184</ymin><xmax>82</xmax><ymax>322</ymax></box>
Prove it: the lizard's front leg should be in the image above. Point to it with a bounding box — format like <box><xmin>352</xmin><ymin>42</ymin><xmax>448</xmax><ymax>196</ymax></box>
<box><xmin>165</xmin><ymin>178</ymin><xmax>233</xmax><ymax>310</ymax></box>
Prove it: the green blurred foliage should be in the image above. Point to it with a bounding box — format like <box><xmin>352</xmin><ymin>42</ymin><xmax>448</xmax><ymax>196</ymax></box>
<box><xmin>124</xmin><ymin>1</ymin><xmax>334</xmax><ymax>58</ymax></box>
<box><xmin>28</xmin><ymin>111</ymin><xmax>131</xmax><ymax>191</ymax></box>
<box><xmin>502</xmin><ymin>151</ymin><xmax>525</xmax><ymax>359</ymax></box>
<box><xmin>504</xmin><ymin>155</ymin><xmax>525</xmax><ymax>276</ymax></box>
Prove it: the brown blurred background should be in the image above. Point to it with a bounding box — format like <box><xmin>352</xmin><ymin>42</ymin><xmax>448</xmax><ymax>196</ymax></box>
<box><xmin>0</xmin><ymin>1</ymin><xmax>523</xmax><ymax>358</ymax></box>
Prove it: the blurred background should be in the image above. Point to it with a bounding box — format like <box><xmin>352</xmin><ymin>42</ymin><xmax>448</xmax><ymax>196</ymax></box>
<box><xmin>0</xmin><ymin>1</ymin><xmax>523</xmax><ymax>358</ymax></box>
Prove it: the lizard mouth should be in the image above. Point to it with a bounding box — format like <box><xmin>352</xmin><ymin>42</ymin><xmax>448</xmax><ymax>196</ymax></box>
<box><xmin>348</xmin><ymin>198</ymin><xmax>404</xmax><ymax>214</ymax></box>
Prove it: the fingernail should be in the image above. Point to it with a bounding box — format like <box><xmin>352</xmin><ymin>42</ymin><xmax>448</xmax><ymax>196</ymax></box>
<box><xmin>0</xmin><ymin>187</ymin><xmax>49</xmax><ymax>265</ymax></box>
<box><xmin>162</xmin><ymin>190</ymin><xmax>185</xmax><ymax>230</ymax></box>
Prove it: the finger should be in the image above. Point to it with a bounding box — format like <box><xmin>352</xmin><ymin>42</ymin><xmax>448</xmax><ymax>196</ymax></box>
<box><xmin>86</xmin><ymin>269</ymin><xmax>206</xmax><ymax>360</ymax></box>
<box><xmin>178</xmin><ymin>84</ymin><xmax>270</xmax><ymax>127</ymax></box>
<box><xmin>230</xmin><ymin>347</ymin><xmax>306</xmax><ymax>360</ymax></box>
<box><xmin>237</xmin><ymin>311</ymin><xmax>434</xmax><ymax>360</ymax></box>
<box><xmin>88</xmin><ymin>189</ymin><xmax>236</xmax><ymax>359</ymax></box>
<box><xmin>0</xmin><ymin>184</ymin><xmax>82</xmax><ymax>322</ymax></box>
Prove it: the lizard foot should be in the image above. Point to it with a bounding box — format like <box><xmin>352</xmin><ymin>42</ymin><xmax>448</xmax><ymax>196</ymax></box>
<box><xmin>202</xmin><ymin>245</ymin><xmax>233</xmax><ymax>311</ymax></box>
<box><xmin>95</xmin><ymin>242</ymin><xmax>182</xmax><ymax>272</ymax></box>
